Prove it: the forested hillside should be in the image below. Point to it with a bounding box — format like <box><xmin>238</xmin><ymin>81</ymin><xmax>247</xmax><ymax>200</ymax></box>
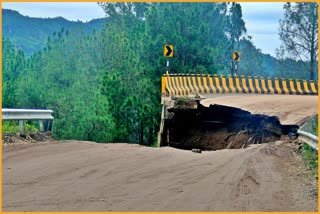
<box><xmin>2</xmin><ymin>3</ymin><xmax>317</xmax><ymax>145</ymax></box>
<box><xmin>2</xmin><ymin>9</ymin><xmax>105</xmax><ymax>55</ymax></box>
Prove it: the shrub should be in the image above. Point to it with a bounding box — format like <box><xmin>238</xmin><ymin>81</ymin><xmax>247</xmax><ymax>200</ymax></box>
<box><xmin>176</xmin><ymin>96</ymin><xmax>192</xmax><ymax>105</ymax></box>
<box><xmin>2</xmin><ymin>121</ymin><xmax>39</xmax><ymax>134</ymax></box>
<box><xmin>2</xmin><ymin>121</ymin><xmax>20</xmax><ymax>134</ymax></box>
<box><xmin>302</xmin><ymin>144</ymin><xmax>318</xmax><ymax>176</ymax></box>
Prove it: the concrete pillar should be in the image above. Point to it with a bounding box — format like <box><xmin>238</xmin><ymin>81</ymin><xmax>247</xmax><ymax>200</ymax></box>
<box><xmin>50</xmin><ymin>120</ymin><xmax>54</xmax><ymax>132</ymax></box>
<box><xmin>19</xmin><ymin>120</ymin><xmax>24</xmax><ymax>131</ymax></box>
<box><xmin>39</xmin><ymin>120</ymin><xmax>44</xmax><ymax>132</ymax></box>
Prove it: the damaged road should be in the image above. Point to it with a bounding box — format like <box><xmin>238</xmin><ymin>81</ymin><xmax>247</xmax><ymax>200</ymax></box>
<box><xmin>163</xmin><ymin>98</ymin><xmax>299</xmax><ymax>150</ymax></box>
<box><xmin>160</xmin><ymin>94</ymin><xmax>317</xmax><ymax>151</ymax></box>
<box><xmin>3</xmin><ymin>94</ymin><xmax>318</xmax><ymax>211</ymax></box>
<box><xmin>201</xmin><ymin>94</ymin><xmax>318</xmax><ymax>125</ymax></box>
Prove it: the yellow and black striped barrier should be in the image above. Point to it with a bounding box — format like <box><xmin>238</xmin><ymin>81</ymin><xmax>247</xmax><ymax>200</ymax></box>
<box><xmin>161</xmin><ymin>74</ymin><xmax>318</xmax><ymax>96</ymax></box>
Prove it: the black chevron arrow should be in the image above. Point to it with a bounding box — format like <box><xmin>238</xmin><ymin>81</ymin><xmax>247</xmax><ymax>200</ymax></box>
<box><xmin>165</xmin><ymin>45</ymin><xmax>172</xmax><ymax>56</ymax></box>
<box><xmin>234</xmin><ymin>52</ymin><xmax>239</xmax><ymax>61</ymax></box>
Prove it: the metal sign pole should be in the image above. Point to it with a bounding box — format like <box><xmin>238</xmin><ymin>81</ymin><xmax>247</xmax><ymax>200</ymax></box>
<box><xmin>235</xmin><ymin>63</ymin><xmax>238</xmax><ymax>76</ymax></box>
<box><xmin>232</xmin><ymin>51</ymin><xmax>240</xmax><ymax>76</ymax></box>
<box><xmin>164</xmin><ymin>44</ymin><xmax>173</xmax><ymax>74</ymax></box>
<box><xmin>232</xmin><ymin>60</ymin><xmax>235</xmax><ymax>76</ymax></box>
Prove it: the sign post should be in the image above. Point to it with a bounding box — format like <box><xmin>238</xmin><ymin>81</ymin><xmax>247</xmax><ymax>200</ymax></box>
<box><xmin>232</xmin><ymin>51</ymin><xmax>240</xmax><ymax>76</ymax></box>
<box><xmin>164</xmin><ymin>45</ymin><xmax>173</xmax><ymax>74</ymax></box>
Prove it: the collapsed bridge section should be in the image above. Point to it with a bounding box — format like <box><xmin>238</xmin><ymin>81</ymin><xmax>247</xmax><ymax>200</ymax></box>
<box><xmin>161</xmin><ymin>74</ymin><xmax>318</xmax><ymax>96</ymax></box>
<box><xmin>159</xmin><ymin>98</ymin><xmax>298</xmax><ymax>150</ymax></box>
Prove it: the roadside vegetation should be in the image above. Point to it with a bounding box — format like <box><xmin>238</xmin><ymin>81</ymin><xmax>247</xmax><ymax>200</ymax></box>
<box><xmin>313</xmin><ymin>122</ymin><xmax>318</xmax><ymax>135</ymax></box>
<box><xmin>301</xmin><ymin>144</ymin><xmax>318</xmax><ymax>176</ymax></box>
<box><xmin>175</xmin><ymin>96</ymin><xmax>194</xmax><ymax>106</ymax></box>
<box><xmin>300</xmin><ymin>115</ymin><xmax>318</xmax><ymax>176</ymax></box>
<box><xmin>2</xmin><ymin>121</ymin><xmax>39</xmax><ymax>134</ymax></box>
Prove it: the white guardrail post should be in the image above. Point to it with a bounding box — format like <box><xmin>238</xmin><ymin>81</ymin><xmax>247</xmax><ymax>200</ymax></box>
<box><xmin>2</xmin><ymin>109</ymin><xmax>54</xmax><ymax>132</ymax></box>
<box><xmin>297</xmin><ymin>129</ymin><xmax>318</xmax><ymax>151</ymax></box>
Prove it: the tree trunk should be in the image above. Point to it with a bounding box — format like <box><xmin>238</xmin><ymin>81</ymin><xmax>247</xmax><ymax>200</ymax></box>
<box><xmin>140</xmin><ymin>121</ymin><xmax>144</xmax><ymax>145</ymax></box>
<box><xmin>147</xmin><ymin>127</ymin><xmax>153</xmax><ymax>146</ymax></box>
<box><xmin>310</xmin><ymin>8</ymin><xmax>316</xmax><ymax>80</ymax></box>
<box><xmin>310</xmin><ymin>60</ymin><xmax>314</xmax><ymax>80</ymax></box>
<box><xmin>231</xmin><ymin>61</ymin><xmax>235</xmax><ymax>76</ymax></box>
<box><xmin>231</xmin><ymin>40</ymin><xmax>235</xmax><ymax>75</ymax></box>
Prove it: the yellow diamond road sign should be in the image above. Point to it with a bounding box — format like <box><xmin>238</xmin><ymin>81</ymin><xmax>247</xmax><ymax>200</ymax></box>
<box><xmin>233</xmin><ymin>51</ymin><xmax>240</xmax><ymax>62</ymax></box>
<box><xmin>164</xmin><ymin>45</ymin><xmax>173</xmax><ymax>57</ymax></box>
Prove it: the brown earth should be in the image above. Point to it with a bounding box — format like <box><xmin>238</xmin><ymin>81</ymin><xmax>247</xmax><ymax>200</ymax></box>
<box><xmin>2</xmin><ymin>141</ymin><xmax>317</xmax><ymax>211</ymax></box>
<box><xmin>2</xmin><ymin>132</ymin><xmax>53</xmax><ymax>144</ymax></box>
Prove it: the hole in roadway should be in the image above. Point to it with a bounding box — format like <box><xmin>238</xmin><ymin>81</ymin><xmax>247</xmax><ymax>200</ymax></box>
<box><xmin>162</xmin><ymin>99</ymin><xmax>298</xmax><ymax>150</ymax></box>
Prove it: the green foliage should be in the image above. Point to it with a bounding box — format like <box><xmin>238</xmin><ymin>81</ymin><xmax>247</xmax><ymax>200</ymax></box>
<box><xmin>176</xmin><ymin>96</ymin><xmax>193</xmax><ymax>105</ymax></box>
<box><xmin>227</xmin><ymin>3</ymin><xmax>247</xmax><ymax>45</ymax></box>
<box><xmin>226</xmin><ymin>3</ymin><xmax>247</xmax><ymax>75</ymax></box>
<box><xmin>2</xmin><ymin>121</ymin><xmax>39</xmax><ymax>133</ymax></box>
<box><xmin>314</xmin><ymin>123</ymin><xmax>318</xmax><ymax>135</ymax></box>
<box><xmin>8</xmin><ymin>27</ymin><xmax>115</xmax><ymax>142</ymax></box>
<box><xmin>302</xmin><ymin>144</ymin><xmax>318</xmax><ymax>176</ymax></box>
<box><xmin>2</xmin><ymin>9</ymin><xmax>105</xmax><ymax>56</ymax></box>
<box><xmin>143</xmin><ymin>3</ymin><xmax>230</xmax><ymax>74</ymax></box>
<box><xmin>151</xmin><ymin>139</ymin><xmax>158</xmax><ymax>148</ymax></box>
<box><xmin>25</xmin><ymin>122</ymin><xmax>39</xmax><ymax>132</ymax></box>
<box><xmin>2</xmin><ymin>39</ymin><xmax>26</xmax><ymax>108</ymax></box>
<box><xmin>2</xmin><ymin>121</ymin><xmax>20</xmax><ymax>134</ymax></box>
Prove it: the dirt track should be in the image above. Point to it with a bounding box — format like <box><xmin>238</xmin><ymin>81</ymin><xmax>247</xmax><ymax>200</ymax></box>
<box><xmin>3</xmin><ymin>94</ymin><xmax>318</xmax><ymax>211</ymax></box>
<box><xmin>2</xmin><ymin>141</ymin><xmax>317</xmax><ymax>212</ymax></box>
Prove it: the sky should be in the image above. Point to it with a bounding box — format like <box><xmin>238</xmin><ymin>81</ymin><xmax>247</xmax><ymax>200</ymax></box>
<box><xmin>240</xmin><ymin>2</ymin><xmax>285</xmax><ymax>57</ymax></box>
<box><xmin>2</xmin><ymin>2</ymin><xmax>285</xmax><ymax>57</ymax></box>
<box><xmin>2</xmin><ymin>3</ymin><xmax>106</xmax><ymax>22</ymax></box>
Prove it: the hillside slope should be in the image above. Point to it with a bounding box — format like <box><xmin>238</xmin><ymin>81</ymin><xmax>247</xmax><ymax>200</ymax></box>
<box><xmin>2</xmin><ymin>9</ymin><xmax>106</xmax><ymax>55</ymax></box>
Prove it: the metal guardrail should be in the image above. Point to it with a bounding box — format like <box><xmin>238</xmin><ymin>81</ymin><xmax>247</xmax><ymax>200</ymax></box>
<box><xmin>2</xmin><ymin>108</ymin><xmax>54</xmax><ymax>131</ymax></box>
<box><xmin>297</xmin><ymin>129</ymin><xmax>318</xmax><ymax>151</ymax></box>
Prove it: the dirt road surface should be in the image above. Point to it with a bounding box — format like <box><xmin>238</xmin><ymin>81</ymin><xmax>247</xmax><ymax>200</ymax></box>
<box><xmin>3</xmin><ymin>94</ymin><xmax>318</xmax><ymax>211</ymax></box>
<box><xmin>3</xmin><ymin>141</ymin><xmax>317</xmax><ymax>211</ymax></box>
<box><xmin>201</xmin><ymin>94</ymin><xmax>318</xmax><ymax>125</ymax></box>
